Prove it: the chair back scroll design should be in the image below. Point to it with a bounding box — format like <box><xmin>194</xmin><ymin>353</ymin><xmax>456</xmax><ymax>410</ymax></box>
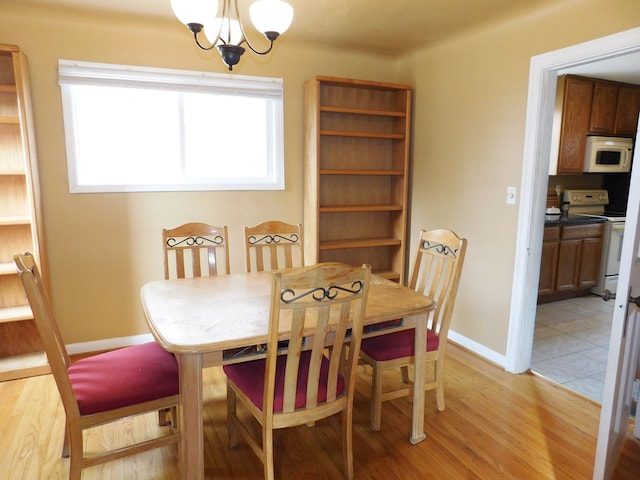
<box><xmin>410</xmin><ymin>231</ymin><xmax>466</xmax><ymax>344</ymax></box>
<box><xmin>163</xmin><ymin>222</ymin><xmax>230</xmax><ymax>279</ymax></box>
<box><xmin>224</xmin><ymin>262</ymin><xmax>371</xmax><ymax>480</ymax></box>
<box><xmin>244</xmin><ymin>220</ymin><xmax>304</xmax><ymax>272</ymax></box>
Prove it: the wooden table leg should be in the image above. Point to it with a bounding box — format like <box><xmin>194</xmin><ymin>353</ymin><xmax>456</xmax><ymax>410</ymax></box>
<box><xmin>177</xmin><ymin>353</ymin><xmax>204</xmax><ymax>479</ymax></box>
<box><xmin>410</xmin><ymin>312</ymin><xmax>427</xmax><ymax>444</ymax></box>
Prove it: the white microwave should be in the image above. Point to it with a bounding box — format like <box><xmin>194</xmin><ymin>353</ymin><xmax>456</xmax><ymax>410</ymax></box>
<box><xmin>583</xmin><ymin>136</ymin><xmax>633</xmax><ymax>173</ymax></box>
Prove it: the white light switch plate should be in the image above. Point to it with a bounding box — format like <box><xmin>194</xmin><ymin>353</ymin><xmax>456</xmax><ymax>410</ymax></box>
<box><xmin>506</xmin><ymin>186</ymin><xmax>517</xmax><ymax>205</ymax></box>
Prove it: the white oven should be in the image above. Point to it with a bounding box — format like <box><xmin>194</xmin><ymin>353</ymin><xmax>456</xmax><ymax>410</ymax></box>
<box><xmin>593</xmin><ymin>219</ymin><xmax>625</xmax><ymax>296</ymax></box>
<box><xmin>562</xmin><ymin>189</ymin><xmax>626</xmax><ymax>297</ymax></box>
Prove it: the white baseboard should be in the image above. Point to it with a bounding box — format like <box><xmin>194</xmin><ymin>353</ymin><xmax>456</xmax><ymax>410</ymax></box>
<box><xmin>448</xmin><ymin>329</ymin><xmax>506</xmax><ymax>368</ymax></box>
<box><xmin>65</xmin><ymin>330</ymin><xmax>506</xmax><ymax>369</ymax></box>
<box><xmin>66</xmin><ymin>333</ymin><xmax>155</xmax><ymax>355</ymax></box>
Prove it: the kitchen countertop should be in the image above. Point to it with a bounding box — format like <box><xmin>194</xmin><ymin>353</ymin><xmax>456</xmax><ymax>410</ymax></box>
<box><xmin>544</xmin><ymin>214</ymin><xmax>607</xmax><ymax>227</ymax></box>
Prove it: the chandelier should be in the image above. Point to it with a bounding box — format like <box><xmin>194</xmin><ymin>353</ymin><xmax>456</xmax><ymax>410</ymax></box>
<box><xmin>171</xmin><ymin>0</ymin><xmax>294</xmax><ymax>71</ymax></box>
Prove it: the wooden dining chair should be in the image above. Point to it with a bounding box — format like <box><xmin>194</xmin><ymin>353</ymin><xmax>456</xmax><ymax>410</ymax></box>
<box><xmin>163</xmin><ymin>222</ymin><xmax>230</xmax><ymax>279</ymax></box>
<box><xmin>223</xmin><ymin>262</ymin><xmax>371</xmax><ymax>480</ymax></box>
<box><xmin>13</xmin><ymin>253</ymin><xmax>179</xmax><ymax>480</ymax></box>
<box><xmin>359</xmin><ymin>229</ymin><xmax>467</xmax><ymax>431</ymax></box>
<box><xmin>244</xmin><ymin>220</ymin><xmax>304</xmax><ymax>272</ymax></box>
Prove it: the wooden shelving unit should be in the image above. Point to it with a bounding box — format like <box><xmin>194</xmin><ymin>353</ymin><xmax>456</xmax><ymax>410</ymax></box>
<box><xmin>0</xmin><ymin>44</ymin><xmax>49</xmax><ymax>381</ymax></box>
<box><xmin>303</xmin><ymin>76</ymin><xmax>412</xmax><ymax>282</ymax></box>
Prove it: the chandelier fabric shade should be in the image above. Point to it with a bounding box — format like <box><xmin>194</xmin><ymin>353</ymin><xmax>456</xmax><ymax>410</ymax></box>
<box><xmin>171</xmin><ymin>0</ymin><xmax>294</xmax><ymax>71</ymax></box>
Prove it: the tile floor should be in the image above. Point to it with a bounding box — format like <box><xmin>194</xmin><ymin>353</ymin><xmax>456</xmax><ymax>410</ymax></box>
<box><xmin>532</xmin><ymin>294</ymin><xmax>614</xmax><ymax>403</ymax></box>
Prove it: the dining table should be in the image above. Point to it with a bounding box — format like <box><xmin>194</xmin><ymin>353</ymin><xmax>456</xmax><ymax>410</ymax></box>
<box><xmin>141</xmin><ymin>269</ymin><xmax>435</xmax><ymax>480</ymax></box>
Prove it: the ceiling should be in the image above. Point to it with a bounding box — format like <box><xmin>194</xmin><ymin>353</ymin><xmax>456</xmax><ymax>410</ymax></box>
<box><xmin>560</xmin><ymin>56</ymin><xmax>640</xmax><ymax>85</ymax></box>
<box><xmin>13</xmin><ymin>0</ymin><xmax>640</xmax><ymax>83</ymax></box>
<box><xmin>19</xmin><ymin>0</ymin><xmax>561</xmax><ymax>56</ymax></box>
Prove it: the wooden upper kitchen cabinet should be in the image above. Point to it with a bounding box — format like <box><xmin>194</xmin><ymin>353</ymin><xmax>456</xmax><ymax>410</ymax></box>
<box><xmin>303</xmin><ymin>76</ymin><xmax>412</xmax><ymax>282</ymax></box>
<box><xmin>553</xmin><ymin>75</ymin><xmax>593</xmax><ymax>175</ymax></box>
<box><xmin>591</xmin><ymin>79</ymin><xmax>640</xmax><ymax>137</ymax></box>
<box><xmin>551</xmin><ymin>75</ymin><xmax>640</xmax><ymax>175</ymax></box>
<box><xmin>0</xmin><ymin>44</ymin><xmax>49</xmax><ymax>381</ymax></box>
<box><xmin>589</xmin><ymin>80</ymin><xmax>618</xmax><ymax>134</ymax></box>
<box><xmin>614</xmin><ymin>85</ymin><xmax>640</xmax><ymax>136</ymax></box>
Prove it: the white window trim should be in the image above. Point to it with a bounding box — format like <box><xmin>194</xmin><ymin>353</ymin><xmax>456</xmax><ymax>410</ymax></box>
<box><xmin>58</xmin><ymin>60</ymin><xmax>285</xmax><ymax>193</ymax></box>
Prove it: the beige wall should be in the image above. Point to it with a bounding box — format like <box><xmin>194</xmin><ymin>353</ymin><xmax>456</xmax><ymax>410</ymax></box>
<box><xmin>1</xmin><ymin>0</ymin><xmax>639</xmax><ymax>358</ymax></box>
<box><xmin>398</xmin><ymin>0</ymin><xmax>640</xmax><ymax>355</ymax></box>
<box><xmin>0</xmin><ymin>4</ymin><xmax>399</xmax><ymax>344</ymax></box>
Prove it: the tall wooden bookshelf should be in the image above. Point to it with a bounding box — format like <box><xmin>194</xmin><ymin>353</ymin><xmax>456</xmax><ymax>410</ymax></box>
<box><xmin>0</xmin><ymin>44</ymin><xmax>49</xmax><ymax>381</ymax></box>
<box><xmin>303</xmin><ymin>76</ymin><xmax>412</xmax><ymax>282</ymax></box>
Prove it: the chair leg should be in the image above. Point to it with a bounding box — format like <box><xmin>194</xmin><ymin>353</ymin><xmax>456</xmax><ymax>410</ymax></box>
<box><xmin>400</xmin><ymin>365</ymin><xmax>410</xmax><ymax>383</ymax></box>
<box><xmin>434</xmin><ymin>358</ymin><xmax>445</xmax><ymax>411</ymax></box>
<box><xmin>62</xmin><ymin>424</ymin><xmax>70</xmax><ymax>458</ymax></box>
<box><xmin>342</xmin><ymin>408</ymin><xmax>354</xmax><ymax>480</ymax></box>
<box><xmin>158</xmin><ymin>406</ymin><xmax>177</xmax><ymax>427</ymax></box>
<box><xmin>67</xmin><ymin>426</ymin><xmax>84</xmax><ymax>480</ymax></box>
<box><xmin>262</xmin><ymin>427</ymin><xmax>275</xmax><ymax>480</ymax></box>
<box><xmin>227</xmin><ymin>383</ymin><xmax>238</xmax><ymax>449</ymax></box>
<box><xmin>370</xmin><ymin>362</ymin><xmax>384</xmax><ymax>431</ymax></box>
<box><xmin>171</xmin><ymin>405</ymin><xmax>178</xmax><ymax>428</ymax></box>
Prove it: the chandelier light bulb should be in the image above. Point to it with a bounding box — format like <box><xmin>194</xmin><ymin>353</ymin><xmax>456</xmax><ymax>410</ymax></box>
<box><xmin>170</xmin><ymin>0</ymin><xmax>219</xmax><ymax>27</ymax></box>
<box><xmin>250</xmin><ymin>0</ymin><xmax>294</xmax><ymax>36</ymax></box>
<box><xmin>206</xmin><ymin>17</ymin><xmax>243</xmax><ymax>46</ymax></box>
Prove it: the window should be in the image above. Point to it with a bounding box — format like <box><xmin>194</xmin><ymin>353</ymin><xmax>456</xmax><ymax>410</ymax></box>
<box><xmin>58</xmin><ymin>60</ymin><xmax>285</xmax><ymax>192</ymax></box>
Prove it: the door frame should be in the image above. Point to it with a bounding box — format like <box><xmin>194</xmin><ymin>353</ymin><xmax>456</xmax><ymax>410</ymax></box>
<box><xmin>506</xmin><ymin>27</ymin><xmax>640</xmax><ymax>373</ymax></box>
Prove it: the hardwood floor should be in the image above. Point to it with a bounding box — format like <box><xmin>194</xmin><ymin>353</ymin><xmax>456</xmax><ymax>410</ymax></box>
<box><xmin>1</xmin><ymin>343</ymin><xmax>639</xmax><ymax>479</ymax></box>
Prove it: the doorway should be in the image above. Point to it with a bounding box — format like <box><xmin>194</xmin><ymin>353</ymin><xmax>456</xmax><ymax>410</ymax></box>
<box><xmin>505</xmin><ymin>27</ymin><xmax>640</xmax><ymax>375</ymax></box>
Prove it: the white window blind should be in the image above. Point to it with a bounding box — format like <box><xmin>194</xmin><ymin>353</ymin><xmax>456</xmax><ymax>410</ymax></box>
<box><xmin>58</xmin><ymin>60</ymin><xmax>285</xmax><ymax>193</ymax></box>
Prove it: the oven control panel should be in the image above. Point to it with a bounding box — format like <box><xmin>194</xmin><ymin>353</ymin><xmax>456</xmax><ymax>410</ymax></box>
<box><xmin>562</xmin><ymin>189</ymin><xmax>609</xmax><ymax>206</ymax></box>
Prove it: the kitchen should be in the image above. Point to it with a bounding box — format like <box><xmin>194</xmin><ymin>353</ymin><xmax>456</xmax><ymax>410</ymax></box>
<box><xmin>532</xmin><ymin>70</ymin><xmax>640</xmax><ymax>403</ymax></box>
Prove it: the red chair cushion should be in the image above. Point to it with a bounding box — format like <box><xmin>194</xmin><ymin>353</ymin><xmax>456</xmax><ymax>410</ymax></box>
<box><xmin>68</xmin><ymin>342</ymin><xmax>179</xmax><ymax>415</ymax></box>
<box><xmin>360</xmin><ymin>329</ymin><xmax>440</xmax><ymax>362</ymax></box>
<box><xmin>223</xmin><ymin>350</ymin><xmax>344</xmax><ymax>412</ymax></box>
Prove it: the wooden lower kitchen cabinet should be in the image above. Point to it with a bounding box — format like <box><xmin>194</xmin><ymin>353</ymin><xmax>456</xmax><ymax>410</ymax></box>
<box><xmin>556</xmin><ymin>238</ymin><xmax>582</xmax><ymax>291</ymax></box>
<box><xmin>576</xmin><ymin>235</ymin><xmax>604</xmax><ymax>288</ymax></box>
<box><xmin>538</xmin><ymin>222</ymin><xmax>603</xmax><ymax>303</ymax></box>
<box><xmin>538</xmin><ymin>226</ymin><xmax>560</xmax><ymax>296</ymax></box>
